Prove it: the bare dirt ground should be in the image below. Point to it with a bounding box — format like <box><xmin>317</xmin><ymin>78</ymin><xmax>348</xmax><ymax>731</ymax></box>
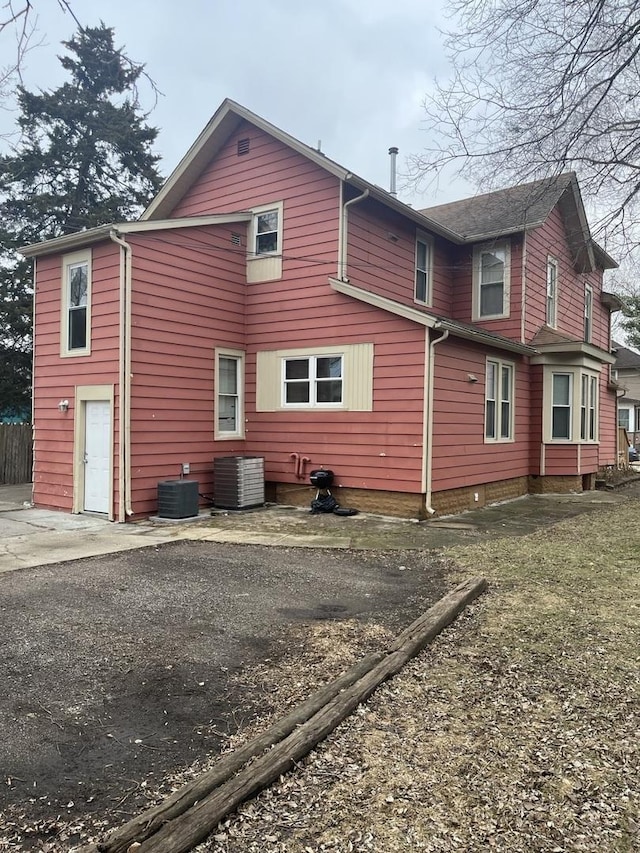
<box><xmin>191</xmin><ymin>499</ymin><xmax>640</xmax><ymax>853</ymax></box>
<box><xmin>1</xmin><ymin>488</ymin><xmax>639</xmax><ymax>852</ymax></box>
<box><xmin>0</xmin><ymin>542</ymin><xmax>450</xmax><ymax>851</ymax></box>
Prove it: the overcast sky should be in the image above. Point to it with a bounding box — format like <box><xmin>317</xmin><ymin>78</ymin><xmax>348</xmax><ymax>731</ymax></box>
<box><xmin>0</xmin><ymin>0</ymin><xmax>474</xmax><ymax>208</ymax></box>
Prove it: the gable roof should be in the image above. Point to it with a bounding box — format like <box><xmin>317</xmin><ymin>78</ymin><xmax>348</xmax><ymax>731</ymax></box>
<box><xmin>420</xmin><ymin>174</ymin><xmax>617</xmax><ymax>272</ymax></box>
<box><xmin>141</xmin><ymin>98</ymin><xmax>462</xmax><ymax>243</ymax></box>
<box><xmin>420</xmin><ymin>174</ymin><xmax>575</xmax><ymax>240</ymax></box>
<box><xmin>613</xmin><ymin>340</ymin><xmax>640</xmax><ymax>370</ymax></box>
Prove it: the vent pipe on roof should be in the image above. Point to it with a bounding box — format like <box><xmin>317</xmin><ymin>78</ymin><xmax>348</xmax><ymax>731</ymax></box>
<box><xmin>389</xmin><ymin>146</ymin><xmax>398</xmax><ymax>197</ymax></box>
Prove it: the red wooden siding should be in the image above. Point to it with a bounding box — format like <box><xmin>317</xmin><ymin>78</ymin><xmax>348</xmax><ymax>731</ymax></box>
<box><xmin>244</xmin><ymin>297</ymin><xmax>428</xmax><ymax>494</ymax></box>
<box><xmin>528</xmin><ymin>365</ymin><xmax>544</xmax><ymax>475</ymax></box>
<box><xmin>524</xmin><ymin>208</ymin><xmax>609</xmax><ymax>348</ymax></box>
<box><xmin>598</xmin><ymin>375</ymin><xmax>617</xmax><ymax>467</ymax></box>
<box><xmin>345</xmin><ymin>198</ymin><xmax>453</xmax><ymax>316</ymax></box>
<box><xmin>447</xmin><ymin>236</ymin><xmax>525</xmax><ymax>341</ymax></box>
<box><xmin>431</xmin><ymin>339</ymin><xmax>531</xmax><ymax>492</ymax></box>
<box><xmin>127</xmin><ymin>227</ymin><xmax>247</xmax><ymax>516</ymax></box>
<box><xmin>32</xmin><ymin>243</ymin><xmax>121</xmax><ymax>512</ymax></box>
<box><xmin>544</xmin><ymin>444</ymin><xmax>579</xmax><ymax>475</ymax></box>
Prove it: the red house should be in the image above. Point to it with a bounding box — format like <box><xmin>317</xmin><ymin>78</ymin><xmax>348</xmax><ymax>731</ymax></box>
<box><xmin>22</xmin><ymin>99</ymin><xmax>620</xmax><ymax>521</ymax></box>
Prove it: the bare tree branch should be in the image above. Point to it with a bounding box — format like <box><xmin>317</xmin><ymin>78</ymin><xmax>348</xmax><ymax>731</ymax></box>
<box><xmin>412</xmin><ymin>0</ymin><xmax>640</xmax><ymax>253</ymax></box>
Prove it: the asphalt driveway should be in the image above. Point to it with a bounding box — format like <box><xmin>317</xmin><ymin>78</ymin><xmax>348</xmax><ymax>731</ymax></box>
<box><xmin>0</xmin><ymin>538</ymin><xmax>449</xmax><ymax>849</ymax></box>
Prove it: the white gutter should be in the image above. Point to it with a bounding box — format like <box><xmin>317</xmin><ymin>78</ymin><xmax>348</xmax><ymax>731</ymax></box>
<box><xmin>31</xmin><ymin>259</ymin><xmax>37</xmax><ymax>498</ymax></box>
<box><xmin>339</xmin><ymin>188</ymin><xmax>369</xmax><ymax>281</ymax></box>
<box><xmin>109</xmin><ymin>230</ymin><xmax>133</xmax><ymax>520</ymax></box>
<box><xmin>424</xmin><ymin>327</ymin><xmax>449</xmax><ymax>515</ymax></box>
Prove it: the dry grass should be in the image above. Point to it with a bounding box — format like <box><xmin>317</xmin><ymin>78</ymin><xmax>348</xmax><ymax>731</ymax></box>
<box><xmin>196</xmin><ymin>499</ymin><xmax>640</xmax><ymax>852</ymax></box>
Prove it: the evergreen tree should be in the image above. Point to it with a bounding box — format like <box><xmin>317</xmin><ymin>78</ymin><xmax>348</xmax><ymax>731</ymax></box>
<box><xmin>0</xmin><ymin>24</ymin><xmax>163</xmax><ymax>417</ymax></box>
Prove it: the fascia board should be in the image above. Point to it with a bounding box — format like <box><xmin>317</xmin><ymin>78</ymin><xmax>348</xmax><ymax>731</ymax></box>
<box><xmin>530</xmin><ymin>342</ymin><xmax>616</xmax><ymax>365</ymax></box>
<box><xmin>20</xmin><ymin>225</ymin><xmax>115</xmax><ymax>257</ymax></box>
<box><xmin>330</xmin><ymin>277</ymin><xmax>536</xmax><ymax>355</ymax></box>
<box><xmin>20</xmin><ymin>213</ymin><xmax>254</xmax><ymax>257</ymax></box>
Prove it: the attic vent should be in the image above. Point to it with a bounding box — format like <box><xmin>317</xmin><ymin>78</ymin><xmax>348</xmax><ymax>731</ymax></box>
<box><xmin>237</xmin><ymin>138</ymin><xmax>250</xmax><ymax>156</ymax></box>
<box><xmin>230</xmin><ymin>232</ymin><xmax>242</xmax><ymax>246</ymax></box>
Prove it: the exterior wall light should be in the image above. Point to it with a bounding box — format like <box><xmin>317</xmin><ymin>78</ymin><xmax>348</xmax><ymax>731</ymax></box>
<box><xmin>58</xmin><ymin>399</ymin><xmax>70</xmax><ymax>412</ymax></box>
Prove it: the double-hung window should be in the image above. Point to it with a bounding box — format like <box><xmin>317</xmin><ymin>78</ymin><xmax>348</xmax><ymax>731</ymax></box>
<box><xmin>546</xmin><ymin>257</ymin><xmax>558</xmax><ymax>327</ymax></box>
<box><xmin>283</xmin><ymin>355</ymin><xmax>343</xmax><ymax>407</ymax></box>
<box><xmin>215</xmin><ymin>349</ymin><xmax>245</xmax><ymax>439</ymax></box>
<box><xmin>473</xmin><ymin>241</ymin><xmax>510</xmax><ymax>319</ymax></box>
<box><xmin>584</xmin><ymin>284</ymin><xmax>593</xmax><ymax>342</ymax></box>
<box><xmin>548</xmin><ymin>369</ymin><xmax>598</xmax><ymax>442</ymax></box>
<box><xmin>552</xmin><ymin>373</ymin><xmax>572</xmax><ymax>440</ymax></box>
<box><xmin>255</xmin><ymin>209</ymin><xmax>279</xmax><ymax>255</ymax></box>
<box><xmin>485</xmin><ymin>358</ymin><xmax>514</xmax><ymax>441</ymax></box>
<box><xmin>581</xmin><ymin>375</ymin><xmax>597</xmax><ymax>441</ymax></box>
<box><xmin>415</xmin><ymin>233</ymin><xmax>433</xmax><ymax>304</ymax></box>
<box><xmin>61</xmin><ymin>250</ymin><xmax>91</xmax><ymax>356</ymax></box>
<box><xmin>247</xmin><ymin>201</ymin><xmax>284</xmax><ymax>283</ymax></box>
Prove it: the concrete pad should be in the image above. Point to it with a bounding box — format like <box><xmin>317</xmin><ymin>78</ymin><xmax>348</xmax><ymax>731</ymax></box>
<box><xmin>0</xmin><ymin>528</ymin><xmax>174</xmax><ymax>574</ymax></box>
<box><xmin>176</xmin><ymin>527</ymin><xmax>352</xmax><ymax>548</ymax></box>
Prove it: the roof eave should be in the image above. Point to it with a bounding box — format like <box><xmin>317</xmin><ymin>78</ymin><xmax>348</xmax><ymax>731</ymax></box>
<box><xmin>329</xmin><ymin>278</ymin><xmax>536</xmax><ymax>355</ymax></box>
<box><xmin>20</xmin><ymin>213</ymin><xmax>254</xmax><ymax>258</ymax></box>
<box><xmin>530</xmin><ymin>341</ymin><xmax>616</xmax><ymax>365</ymax></box>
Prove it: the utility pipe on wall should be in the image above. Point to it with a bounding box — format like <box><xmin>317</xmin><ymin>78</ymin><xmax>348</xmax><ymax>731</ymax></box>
<box><xmin>424</xmin><ymin>326</ymin><xmax>449</xmax><ymax>516</ymax></box>
<box><xmin>339</xmin><ymin>187</ymin><xmax>369</xmax><ymax>282</ymax></box>
<box><xmin>109</xmin><ymin>230</ymin><xmax>133</xmax><ymax>520</ymax></box>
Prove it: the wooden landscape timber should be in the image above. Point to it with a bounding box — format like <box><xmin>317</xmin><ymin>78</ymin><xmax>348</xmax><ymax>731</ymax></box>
<box><xmin>81</xmin><ymin>576</ymin><xmax>487</xmax><ymax>853</ymax></box>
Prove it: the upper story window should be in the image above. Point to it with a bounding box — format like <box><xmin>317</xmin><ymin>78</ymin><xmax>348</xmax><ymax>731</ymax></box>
<box><xmin>546</xmin><ymin>257</ymin><xmax>558</xmax><ymax>328</ymax></box>
<box><xmin>473</xmin><ymin>241</ymin><xmax>510</xmax><ymax>320</ymax></box>
<box><xmin>485</xmin><ymin>358</ymin><xmax>514</xmax><ymax>441</ymax></box>
<box><xmin>247</xmin><ymin>201</ymin><xmax>283</xmax><ymax>283</ymax></box>
<box><xmin>584</xmin><ymin>284</ymin><xmax>593</xmax><ymax>342</ymax></box>
<box><xmin>61</xmin><ymin>249</ymin><xmax>91</xmax><ymax>357</ymax></box>
<box><xmin>255</xmin><ymin>209</ymin><xmax>279</xmax><ymax>254</ymax></box>
<box><xmin>618</xmin><ymin>408</ymin><xmax>630</xmax><ymax>430</ymax></box>
<box><xmin>215</xmin><ymin>349</ymin><xmax>245</xmax><ymax>439</ymax></box>
<box><xmin>415</xmin><ymin>232</ymin><xmax>433</xmax><ymax>305</ymax></box>
<box><xmin>283</xmin><ymin>355</ymin><xmax>343</xmax><ymax>407</ymax></box>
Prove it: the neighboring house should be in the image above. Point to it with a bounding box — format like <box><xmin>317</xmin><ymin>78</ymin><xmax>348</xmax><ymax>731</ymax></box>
<box><xmin>612</xmin><ymin>340</ymin><xmax>640</xmax><ymax>445</ymax></box>
<box><xmin>21</xmin><ymin>99</ymin><xmax>620</xmax><ymax>521</ymax></box>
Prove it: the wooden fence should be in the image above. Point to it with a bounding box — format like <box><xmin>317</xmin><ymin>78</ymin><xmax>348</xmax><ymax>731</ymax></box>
<box><xmin>0</xmin><ymin>423</ymin><xmax>33</xmax><ymax>484</ymax></box>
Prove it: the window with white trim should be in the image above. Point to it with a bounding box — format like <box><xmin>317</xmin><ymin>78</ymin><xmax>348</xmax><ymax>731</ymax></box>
<box><xmin>546</xmin><ymin>256</ymin><xmax>558</xmax><ymax>327</ymax></box>
<box><xmin>584</xmin><ymin>284</ymin><xmax>593</xmax><ymax>342</ymax></box>
<box><xmin>485</xmin><ymin>358</ymin><xmax>514</xmax><ymax>441</ymax></box>
<box><xmin>61</xmin><ymin>250</ymin><xmax>91</xmax><ymax>357</ymax></box>
<box><xmin>283</xmin><ymin>355</ymin><xmax>343</xmax><ymax>407</ymax></box>
<box><xmin>256</xmin><ymin>343</ymin><xmax>373</xmax><ymax>412</ymax></box>
<box><xmin>546</xmin><ymin>368</ymin><xmax>599</xmax><ymax>442</ymax></box>
<box><xmin>618</xmin><ymin>407</ymin><xmax>630</xmax><ymax>430</ymax></box>
<box><xmin>552</xmin><ymin>373</ymin><xmax>572</xmax><ymax>440</ymax></box>
<box><xmin>247</xmin><ymin>201</ymin><xmax>284</xmax><ymax>282</ymax></box>
<box><xmin>473</xmin><ymin>241</ymin><xmax>510</xmax><ymax>320</ymax></box>
<box><xmin>215</xmin><ymin>349</ymin><xmax>245</xmax><ymax>439</ymax></box>
<box><xmin>415</xmin><ymin>233</ymin><xmax>433</xmax><ymax>304</ymax></box>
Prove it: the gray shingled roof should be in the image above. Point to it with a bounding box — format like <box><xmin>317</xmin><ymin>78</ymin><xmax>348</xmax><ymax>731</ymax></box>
<box><xmin>613</xmin><ymin>340</ymin><xmax>640</xmax><ymax>370</ymax></box>
<box><xmin>420</xmin><ymin>174</ymin><xmax>576</xmax><ymax>240</ymax></box>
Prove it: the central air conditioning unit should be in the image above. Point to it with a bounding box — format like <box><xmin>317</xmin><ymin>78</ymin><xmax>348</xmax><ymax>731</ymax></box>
<box><xmin>213</xmin><ymin>456</ymin><xmax>265</xmax><ymax>510</ymax></box>
<box><xmin>157</xmin><ymin>479</ymin><xmax>199</xmax><ymax>518</ymax></box>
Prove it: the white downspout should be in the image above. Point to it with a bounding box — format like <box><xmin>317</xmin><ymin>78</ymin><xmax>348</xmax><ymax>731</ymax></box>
<box><xmin>109</xmin><ymin>230</ymin><xmax>133</xmax><ymax>520</ymax></box>
<box><xmin>339</xmin><ymin>187</ymin><xmax>369</xmax><ymax>281</ymax></box>
<box><xmin>424</xmin><ymin>326</ymin><xmax>449</xmax><ymax>516</ymax></box>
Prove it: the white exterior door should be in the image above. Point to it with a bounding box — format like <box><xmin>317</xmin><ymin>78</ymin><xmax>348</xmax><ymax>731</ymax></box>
<box><xmin>84</xmin><ymin>400</ymin><xmax>111</xmax><ymax>513</ymax></box>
